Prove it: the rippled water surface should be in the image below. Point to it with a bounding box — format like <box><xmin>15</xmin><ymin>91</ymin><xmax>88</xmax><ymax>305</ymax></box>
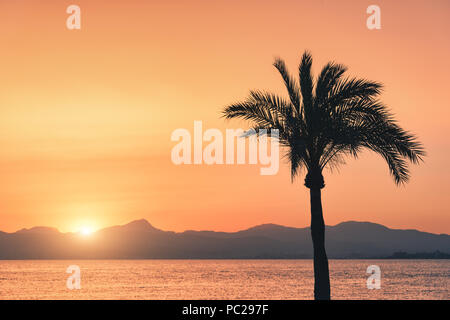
<box><xmin>0</xmin><ymin>260</ymin><xmax>448</xmax><ymax>299</ymax></box>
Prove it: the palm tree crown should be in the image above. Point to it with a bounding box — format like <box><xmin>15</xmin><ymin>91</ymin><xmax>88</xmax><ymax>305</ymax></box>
<box><xmin>223</xmin><ymin>51</ymin><xmax>425</xmax><ymax>187</ymax></box>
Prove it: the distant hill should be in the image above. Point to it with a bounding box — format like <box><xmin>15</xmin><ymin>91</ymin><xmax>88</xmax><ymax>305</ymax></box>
<box><xmin>0</xmin><ymin>220</ymin><xmax>448</xmax><ymax>259</ymax></box>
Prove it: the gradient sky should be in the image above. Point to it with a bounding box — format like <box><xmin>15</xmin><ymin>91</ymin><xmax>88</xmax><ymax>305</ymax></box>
<box><xmin>0</xmin><ymin>0</ymin><xmax>449</xmax><ymax>234</ymax></box>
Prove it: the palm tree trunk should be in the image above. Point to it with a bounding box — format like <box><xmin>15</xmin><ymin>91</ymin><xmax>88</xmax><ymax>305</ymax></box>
<box><xmin>309</xmin><ymin>187</ymin><xmax>331</xmax><ymax>300</ymax></box>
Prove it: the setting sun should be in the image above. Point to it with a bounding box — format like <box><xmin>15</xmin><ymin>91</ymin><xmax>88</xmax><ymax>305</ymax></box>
<box><xmin>79</xmin><ymin>226</ymin><xmax>94</xmax><ymax>236</ymax></box>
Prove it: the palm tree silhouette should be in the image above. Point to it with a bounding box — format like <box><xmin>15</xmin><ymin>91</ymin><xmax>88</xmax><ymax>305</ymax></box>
<box><xmin>223</xmin><ymin>51</ymin><xmax>425</xmax><ymax>300</ymax></box>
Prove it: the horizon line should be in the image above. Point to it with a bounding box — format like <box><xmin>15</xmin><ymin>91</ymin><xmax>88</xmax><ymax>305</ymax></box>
<box><xmin>2</xmin><ymin>218</ymin><xmax>448</xmax><ymax>237</ymax></box>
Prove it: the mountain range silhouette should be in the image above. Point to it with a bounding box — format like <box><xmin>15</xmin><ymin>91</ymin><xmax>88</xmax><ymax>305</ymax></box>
<box><xmin>0</xmin><ymin>220</ymin><xmax>448</xmax><ymax>259</ymax></box>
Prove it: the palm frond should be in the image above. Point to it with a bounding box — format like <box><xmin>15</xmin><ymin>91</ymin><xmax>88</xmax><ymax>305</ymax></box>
<box><xmin>299</xmin><ymin>51</ymin><xmax>314</xmax><ymax>113</ymax></box>
<box><xmin>273</xmin><ymin>58</ymin><xmax>300</xmax><ymax>113</ymax></box>
<box><xmin>315</xmin><ymin>62</ymin><xmax>347</xmax><ymax>106</ymax></box>
<box><xmin>327</xmin><ymin>77</ymin><xmax>383</xmax><ymax>107</ymax></box>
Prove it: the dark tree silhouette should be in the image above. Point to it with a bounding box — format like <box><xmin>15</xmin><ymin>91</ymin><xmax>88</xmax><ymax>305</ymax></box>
<box><xmin>222</xmin><ymin>51</ymin><xmax>425</xmax><ymax>300</ymax></box>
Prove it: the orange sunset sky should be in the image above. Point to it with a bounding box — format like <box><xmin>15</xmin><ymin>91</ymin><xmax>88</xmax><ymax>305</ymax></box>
<box><xmin>0</xmin><ymin>0</ymin><xmax>449</xmax><ymax>234</ymax></box>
